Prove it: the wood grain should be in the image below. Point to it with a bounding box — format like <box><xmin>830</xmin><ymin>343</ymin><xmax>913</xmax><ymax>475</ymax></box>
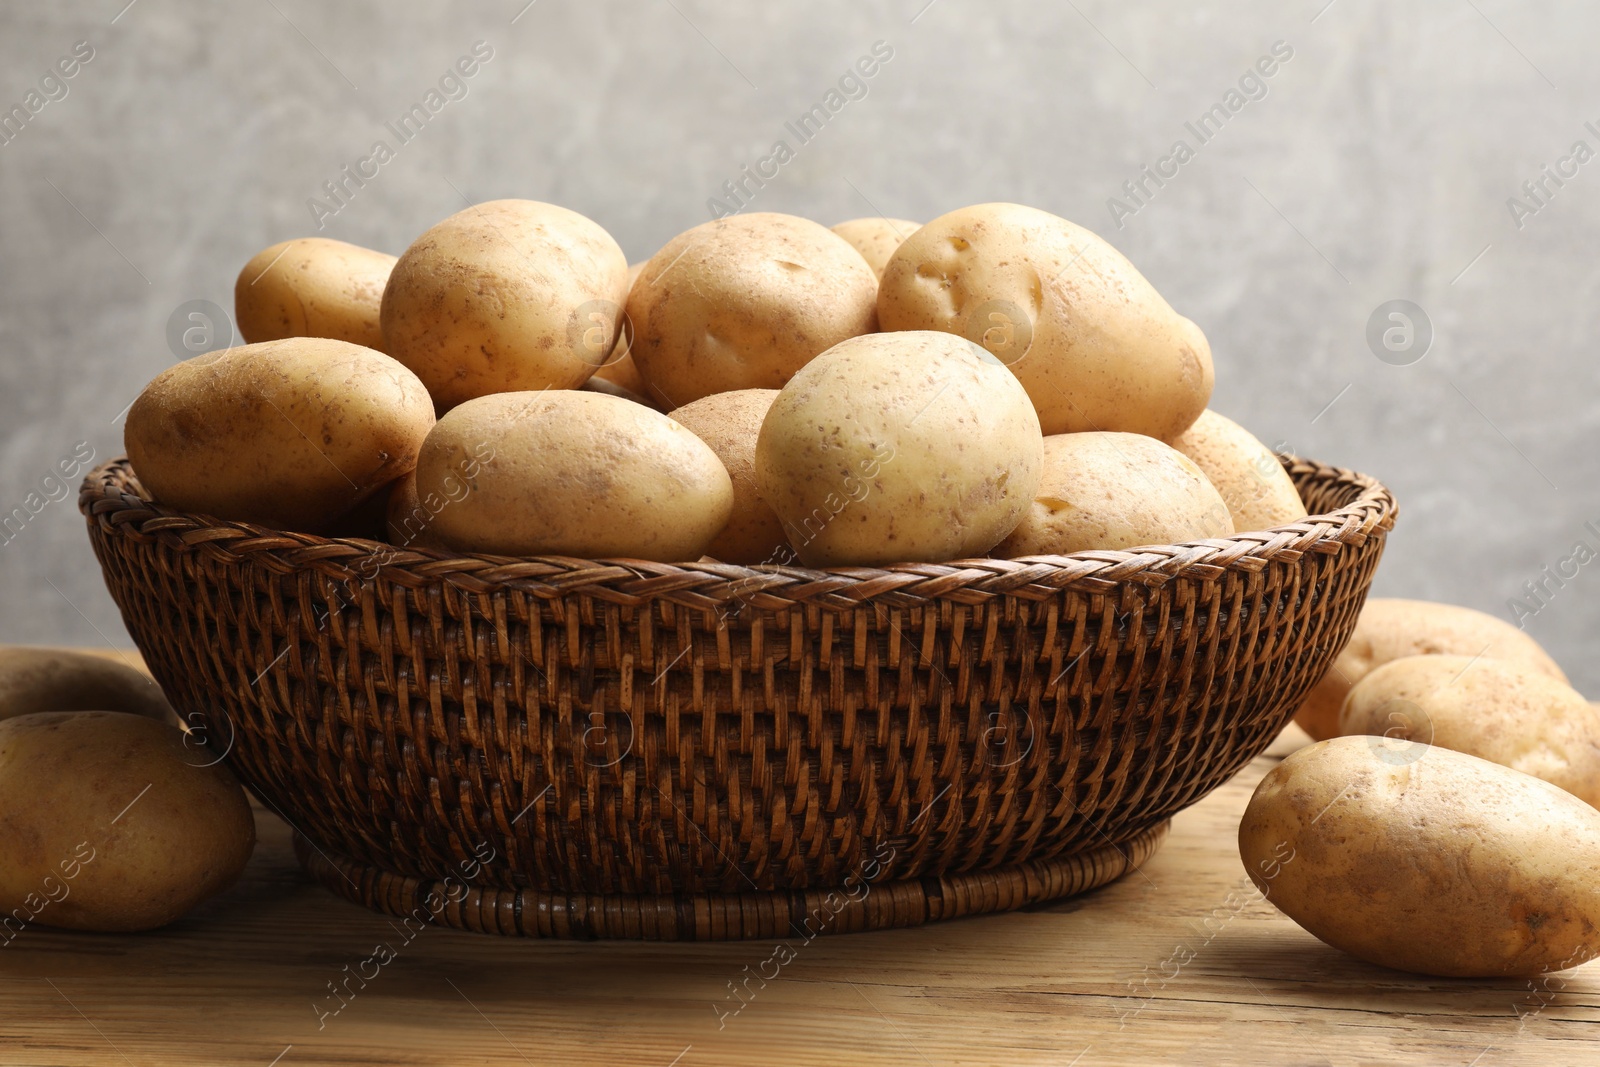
<box><xmin>1</xmin><ymin>715</ymin><xmax>1594</xmax><ymax>1066</ymax></box>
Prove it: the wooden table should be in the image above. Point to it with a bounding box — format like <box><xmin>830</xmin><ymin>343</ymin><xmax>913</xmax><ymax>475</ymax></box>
<box><xmin>2</xmin><ymin>714</ymin><xmax>1595</xmax><ymax>1066</ymax></box>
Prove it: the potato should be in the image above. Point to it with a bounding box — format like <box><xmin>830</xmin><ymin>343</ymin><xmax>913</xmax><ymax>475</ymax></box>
<box><xmin>234</xmin><ymin>237</ymin><xmax>396</xmax><ymax>351</ymax></box>
<box><xmin>830</xmin><ymin>217</ymin><xmax>920</xmax><ymax>278</ymax></box>
<box><xmin>1295</xmin><ymin>598</ymin><xmax>1567</xmax><ymax>741</ymax></box>
<box><xmin>0</xmin><ymin>647</ymin><xmax>171</xmax><ymax>723</ymax></box>
<box><xmin>995</xmin><ymin>432</ymin><xmax>1234</xmax><ymax>557</ymax></box>
<box><xmin>0</xmin><ymin>711</ymin><xmax>255</xmax><ymax>933</ymax></box>
<box><xmin>669</xmin><ymin>390</ymin><xmax>787</xmax><ymax>565</ymax></box>
<box><xmin>380</xmin><ymin>199</ymin><xmax>629</xmax><ymax>411</ymax></box>
<box><xmin>592</xmin><ymin>262</ymin><xmax>651</xmax><ymax>399</ymax></box>
<box><xmin>877</xmin><ymin>202</ymin><xmax>1213</xmax><ymax>438</ymax></box>
<box><xmin>383</xmin><ymin>471</ymin><xmax>449</xmax><ymax>549</ymax></box>
<box><xmin>125</xmin><ymin>338</ymin><xmax>435</xmax><ymax>532</ymax></box>
<box><xmin>1339</xmin><ymin>654</ymin><xmax>1600</xmax><ymax>805</ymax></box>
<box><xmin>417</xmin><ymin>390</ymin><xmax>731</xmax><ymax>561</ymax></box>
<box><xmin>1240</xmin><ymin>736</ymin><xmax>1600</xmax><ymax>976</ymax></box>
<box><xmin>755</xmin><ymin>331</ymin><xmax>1042</xmax><ymax>566</ymax></box>
<box><xmin>1170</xmin><ymin>409</ymin><xmax>1307</xmax><ymax>532</ymax></box>
<box><xmin>626</xmin><ymin>213</ymin><xmax>878</xmax><ymax>408</ymax></box>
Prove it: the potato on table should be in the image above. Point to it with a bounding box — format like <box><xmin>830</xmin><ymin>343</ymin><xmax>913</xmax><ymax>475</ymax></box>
<box><xmin>754</xmin><ymin>331</ymin><xmax>1042</xmax><ymax>567</ymax></box>
<box><xmin>877</xmin><ymin>202</ymin><xmax>1213</xmax><ymax>439</ymax></box>
<box><xmin>0</xmin><ymin>647</ymin><xmax>171</xmax><ymax>723</ymax></box>
<box><xmin>381</xmin><ymin>199</ymin><xmax>630</xmax><ymax>410</ymax></box>
<box><xmin>626</xmin><ymin>212</ymin><xmax>878</xmax><ymax>408</ymax></box>
<box><xmin>124</xmin><ymin>338</ymin><xmax>435</xmax><ymax>533</ymax></box>
<box><xmin>1295</xmin><ymin>598</ymin><xmax>1566</xmax><ymax>741</ymax></box>
<box><xmin>995</xmin><ymin>431</ymin><xmax>1234</xmax><ymax>557</ymax></box>
<box><xmin>1339</xmin><ymin>653</ymin><xmax>1600</xmax><ymax>805</ymax></box>
<box><xmin>234</xmin><ymin>237</ymin><xmax>395</xmax><ymax>352</ymax></box>
<box><xmin>1240</xmin><ymin>736</ymin><xmax>1600</xmax><ymax>977</ymax></box>
<box><xmin>0</xmin><ymin>712</ymin><xmax>255</xmax><ymax>933</ymax></box>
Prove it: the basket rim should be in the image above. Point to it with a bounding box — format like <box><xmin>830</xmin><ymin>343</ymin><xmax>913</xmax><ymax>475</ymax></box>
<box><xmin>79</xmin><ymin>453</ymin><xmax>1396</xmax><ymax>606</ymax></box>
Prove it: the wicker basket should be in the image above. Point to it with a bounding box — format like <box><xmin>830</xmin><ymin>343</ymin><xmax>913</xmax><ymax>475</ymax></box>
<box><xmin>80</xmin><ymin>454</ymin><xmax>1395</xmax><ymax>940</ymax></box>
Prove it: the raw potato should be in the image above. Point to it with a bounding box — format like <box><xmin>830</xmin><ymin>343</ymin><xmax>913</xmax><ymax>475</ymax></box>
<box><xmin>234</xmin><ymin>238</ymin><xmax>396</xmax><ymax>351</ymax></box>
<box><xmin>417</xmin><ymin>390</ymin><xmax>732</xmax><ymax>561</ymax></box>
<box><xmin>755</xmin><ymin>331</ymin><xmax>1042</xmax><ymax>567</ymax></box>
<box><xmin>995</xmin><ymin>432</ymin><xmax>1234</xmax><ymax>557</ymax></box>
<box><xmin>592</xmin><ymin>262</ymin><xmax>651</xmax><ymax>399</ymax></box>
<box><xmin>383</xmin><ymin>471</ymin><xmax>449</xmax><ymax>549</ymax></box>
<box><xmin>877</xmin><ymin>202</ymin><xmax>1213</xmax><ymax>438</ymax></box>
<box><xmin>0</xmin><ymin>648</ymin><xmax>171</xmax><ymax>723</ymax></box>
<box><xmin>626</xmin><ymin>213</ymin><xmax>878</xmax><ymax>408</ymax></box>
<box><xmin>830</xmin><ymin>217</ymin><xmax>920</xmax><ymax>278</ymax></box>
<box><xmin>1339</xmin><ymin>654</ymin><xmax>1600</xmax><ymax>805</ymax></box>
<box><xmin>1240</xmin><ymin>736</ymin><xmax>1600</xmax><ymax>977</ymax></box>
<box><xmin>380</xmin><ymin>199</ymin><xmax>629</xmax><ymax>410</ymax></box>
<box><xmin>1295</xmin><ymin>598</ymin><xmax>1567</xmax><ymax>741</ymax></box>
<box><xmin>0</xmin><ymin>712</ymin><xmax>255</xmax><ymax>932</ymax></box>
<box><xmin>669</xmin><ymin>390</ymin><xmax>787</xmax><ymax>565</ymax></box>
<box><xmin>125</xmin><ymin>338</ymin><xmax>435</xmax><ymax>532</ymax></box>
<box><xmin>1170</xmin><ymin>409</ymin><xmax>1307</xmax><ymax>532</ymax></box>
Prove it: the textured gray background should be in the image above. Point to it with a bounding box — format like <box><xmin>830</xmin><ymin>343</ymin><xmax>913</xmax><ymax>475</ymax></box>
<box><xmin>1</xmin><ymin>0</ymin><xmax>1596</xmax><ymax>691</ymax></box>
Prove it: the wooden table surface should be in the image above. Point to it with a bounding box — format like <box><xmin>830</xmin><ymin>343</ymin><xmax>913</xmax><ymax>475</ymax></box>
<box><xmin>2</xmin><ymin>680</ymin><xmax>1597</xmax><ymax>1066</ymax></box>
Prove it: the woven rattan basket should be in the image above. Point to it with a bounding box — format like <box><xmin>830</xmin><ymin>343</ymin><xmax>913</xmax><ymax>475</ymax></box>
<box><xmin>81</xmin><ymin>454</ymin><xmax>1394</xmax><ymax>941</ymax></box>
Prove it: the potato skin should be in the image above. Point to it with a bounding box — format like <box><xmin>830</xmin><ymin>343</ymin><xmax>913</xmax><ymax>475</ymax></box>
<box><xmin>1295</xmin><ymin>598</ymin><xmax>1567</xmax><ymax>741</ymax></box>
<box><xmin>234</xmin><ymin>238</ymin><xmax>396</xmax><ymax>351</ymax></box>
<box><xmin>125</xmin><ymin>338</ymin><xmax>436</xmax><ymax>533</ymax></box>
<box><xmin>418</xmin><ymin>390</ymin><xmax>732</xmax><ymax>561</ymax></box>
<box><xmin>592</xmin><ymin>262</ymin><xmax>651</xmax><ymax>398</ymax></box>
<box><xmin>0</xmin><ymin>648</ymin><xmax>171</xmax><ymax>724</ymax></box>
<box><xmin>995</xmin><ymin>432</ymin><xmax>1234</xmax><ymax>557</ymax></box>
<box><xmin>1339</xmin><ymin>654</ymin><xmax>1600</xmax><ymax>805</ymax></box>
<box><xmin>669</xmin><ymin>390</ymin><xmax>787</xmax><ymax>565</ymax></box>
<box><xmin>380</xmin><ymin>199</ymin><xmax>629</xmax><ymax>411</ymax></box>
<box><xmin>1240</xmin><ymin>736</ymin><xmax>1600</xmax><ymax>977</ymax></box>
<box><xmin>755</xmin><ymin>331</ymin><xmax>1042</xmax><ymax>567</ymax></box>
<box><xmin>0</xmin><ymin>712</ymin><xmax>255</xmax><ymax>933</ymax></box>
<box><xmin>877</xmin><ymin>202</ymin><xmax>1213</xmax><ymax>438</ymax></box>
<box><xmin>830</xmin><ymin>217</ymin><xmax>920</xmax><ymax>278</ymax></box>
<box><xmin>1169</xmin><ymin>409</ymin><xmax>1306</xmax><ymax>533</ymax></box>
<box><xmin>626</xmin><ymin>213</ymin><xmax>878</xmax><ymax>408</ymax></box>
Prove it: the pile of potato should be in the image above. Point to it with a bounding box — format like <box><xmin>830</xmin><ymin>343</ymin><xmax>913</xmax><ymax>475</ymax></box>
<box><xmin>1245</xmin><ymin>598</ymin><xmax>1600</xmax><ymax>978</ymax></box>
<box><xmin>0</xmin><ymin>649</ymin><xmax>253</xmax><ymax>934</ymax></box>
<box><xmin>126</xmin><ymin>200</ymin><xmax>1313</xmax><ymax>565</ymax></box>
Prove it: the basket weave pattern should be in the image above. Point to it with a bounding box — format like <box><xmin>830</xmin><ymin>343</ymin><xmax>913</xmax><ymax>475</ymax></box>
<box><xmin>81</xmin><ymin>456</ymin><xmax>1394</xmax><ymax>937</ymax></box>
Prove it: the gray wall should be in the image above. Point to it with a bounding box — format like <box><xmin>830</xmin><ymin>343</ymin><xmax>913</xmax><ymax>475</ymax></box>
<box><xmin>2</xmin><ymin>1</ymin><xmax>1597</xmax><ymax>691</ymax></box>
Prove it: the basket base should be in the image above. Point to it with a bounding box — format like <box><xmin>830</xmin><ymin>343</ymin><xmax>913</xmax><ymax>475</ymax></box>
<box><xmin>293</xmin><ymin>821</ymin><xmax>1169</xmax><ymax>941</ymax></box>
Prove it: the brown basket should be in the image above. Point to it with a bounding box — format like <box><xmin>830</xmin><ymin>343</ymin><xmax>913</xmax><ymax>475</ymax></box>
<box><xmin>80</xmin><ymin>455</ymin><xmax>1395</xmax><ymax>940</ymax></box>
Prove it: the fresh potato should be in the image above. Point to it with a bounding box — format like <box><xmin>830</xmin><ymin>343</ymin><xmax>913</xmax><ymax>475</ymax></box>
<box><xmin>1295</xmin><ymin>598</ymin><xmax>1567</xmax><ymax>741</ymax></box>
<box><xmin>125</xmin><ymin>338</ymin><xmax>435</xmax><ymax>532</ymax></box>
<box><xmin>755</xmin><ymin>331</ymin><xmax>1042</xmax><ymax>567</ymax></box>
<box><xmin>383</xmin><ymin>470</ymin><xmax>449</xmax><ymax>549</ymax></box>
<box><xmin>1339</xmin><ymin>654</ymin><xmax>1600</xmax><ymax>805</ymax></box>
<box><xmin>0</xmin><ymin>712</ymin><xmax>255</xmax><ymax>933</ymax></box>
<box><xmin>995</xmin><ymin>432</ymin><xmax>1234</xmax><ymax>557</ymax></box>
<box><xmin>1170</xmin><ymin>409</ymin><xmax>1306</xmax><ymax>532</ymax></box>
<box><xmin>1240</xmin><ymin>736</ymin><xmax>1600</xmax><ymax>977</ymax></box>
<box><xmin>626</xmin><ymin>213</ymin><xmax>878</xmax><ymax>408</ymax></box>
<box><xmin>0</xmin><ymin>647</ymin><xmax>170</xmax><ymax>723</ymax></box>
<box><xmin>591</xmin><ymin>262</ymin><xmax>650</xmax><ymax>399</ymax></box>
<box><xmin>234</xmin><ymin>238</ymin><xmax>396</xmax><ymax>351</ymax></box>
<box><xmin>381</xmin><ymin>199</ymin><xmax>629</xmax><ymax>411</ymax></box>
<box><xmin>877</xmin><ymin>202</ymin><xmax>1213</xmax><ymax>438</ymax></box>
<box><xmin>669</xmin><ymin>390</ymin><xmax>787</xmax><ymax>565</ymax></box>
<box><xmin>417</xmin><ymin>390</ymin><xmax>731</xmax><ymax>561</ymax></box>
<box><xmin>830</xmin><ymin>217</ymin><xmax>920</xmax><ymax>278</ymax></box>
